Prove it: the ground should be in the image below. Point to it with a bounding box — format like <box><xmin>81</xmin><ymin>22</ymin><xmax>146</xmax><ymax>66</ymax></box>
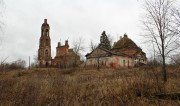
<box><xmin>0</xmin><ymin>67</ymin><xmax>179</xmax><ymax>106</ymax></box>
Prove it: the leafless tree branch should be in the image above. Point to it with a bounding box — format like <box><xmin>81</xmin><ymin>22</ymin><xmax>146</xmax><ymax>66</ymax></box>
<box><xmin>141</xmin><ymin>0</ymin><xmax>180</xmax><ymax>82</ymax></box>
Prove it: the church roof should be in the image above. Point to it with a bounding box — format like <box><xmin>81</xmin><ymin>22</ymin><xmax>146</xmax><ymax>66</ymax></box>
<box><xmin>85</xmin><ymin>47</ymin><xmax>129</xmax><ymax>58</ymax></box>
<box><xmin>112</xmin><ymin>34</ymin><xmax>140</xmax><ymax>50</ymax></box>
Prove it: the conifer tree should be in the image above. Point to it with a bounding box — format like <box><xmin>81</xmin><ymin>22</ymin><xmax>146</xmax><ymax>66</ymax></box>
<box><xmin>99</xmin><ymin>31</ymin><xmax>111</xmax><ymax>50</ymax></box>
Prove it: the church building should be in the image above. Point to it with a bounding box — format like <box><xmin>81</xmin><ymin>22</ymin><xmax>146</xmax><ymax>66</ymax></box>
<box><xmin>38</xmin><ymin>19</ymin><xmax>80</xmax><ymax>67</ymax></box>
<box><xmin>85</xmin><ymin>31</ymin><xmax>147</xmax><ymax>68</ymax></box>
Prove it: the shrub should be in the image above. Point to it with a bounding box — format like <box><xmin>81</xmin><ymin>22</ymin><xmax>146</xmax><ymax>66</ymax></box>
<box><xmin>0</xmin><ymin>59</ymin><xmax>26</xmax><ymax>71</ymax></box>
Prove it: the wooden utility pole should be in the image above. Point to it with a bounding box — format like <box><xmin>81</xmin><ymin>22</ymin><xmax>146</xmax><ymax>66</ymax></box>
<box><xmin>29</xmin><ymin>56</ymin><xmax>30</xmax><ymax>70</ymax></box>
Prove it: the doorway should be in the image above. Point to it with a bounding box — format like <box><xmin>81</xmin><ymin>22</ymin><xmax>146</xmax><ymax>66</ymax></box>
<box><xmin>46</xmin><ymin>62</ymin><xmax>48</xmax><ymax>67</ymax></box>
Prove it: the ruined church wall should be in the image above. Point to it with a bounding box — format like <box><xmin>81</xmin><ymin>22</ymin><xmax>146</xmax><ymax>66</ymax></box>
<box><xmin>86</xmin><ymin>57</ymin><xmax>111</xmax><ymax>67</ymax></box>
<box><xmin>108</xmin><ymin>55</ymin><xmax>135</xmax><ymax>68</ymax></box>
<box><xmin>56</xmin><ymin>46</ymin><xmax>68</xmax><ymax>57</ymax></box>
<box><xmin>86</xmin><ymin>55</ymin><xmax>135</xmax><ymax>68</ymax></box>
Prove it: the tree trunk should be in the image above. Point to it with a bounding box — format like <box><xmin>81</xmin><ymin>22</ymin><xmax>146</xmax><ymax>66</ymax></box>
<box><xmin>162</xmin><ymin>44</ymin><xmax>167</xmax><ymax>82</ymax></box>
<box><xmin>162</xmin><ymin>56</ymin><xmax>167</xmax><ymax>82</ymax></box>
<box><xmin>97</xmin><ymin>57</ymin><xmax>100</xmax><ymax>71</ymax></box>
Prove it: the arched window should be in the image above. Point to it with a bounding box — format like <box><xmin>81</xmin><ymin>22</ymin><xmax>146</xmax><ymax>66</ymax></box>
<box><xmin>46</xmin><ymin>29</ymin><xmax>49</xmax><ymax>36</ymax></box>
<box><xmin>46</xmin><ymin>39</ymin><xmax>48</xmax><ymax>46</ymax></box>
<box><xmin>45</xmin><ymin>50</ymin><xmax>48</xmax><ymax>57</ymax></box>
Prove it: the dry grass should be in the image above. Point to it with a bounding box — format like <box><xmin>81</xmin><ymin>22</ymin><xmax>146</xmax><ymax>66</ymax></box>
<box><xmin>0</xmin><ymin>67</ymin><xmax>179</xmax><ymax>106</ymax></box>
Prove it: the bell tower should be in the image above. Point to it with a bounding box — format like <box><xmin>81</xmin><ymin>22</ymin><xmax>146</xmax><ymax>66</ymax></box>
<box><xmin>38</xmin><ymin>19</ymin><xmax>52</xmax><ymax>67</ymax></box>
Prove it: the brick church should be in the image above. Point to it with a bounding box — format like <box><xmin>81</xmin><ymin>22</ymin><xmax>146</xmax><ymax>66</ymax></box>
<box><xmin>38</xmin><ymin>19</ymin><xmax>80</xmax><ymax>68</ymax></box>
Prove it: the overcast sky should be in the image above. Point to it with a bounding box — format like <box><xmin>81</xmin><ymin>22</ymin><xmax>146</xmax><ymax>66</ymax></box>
<box><xmin>0</xmin><ymin>0</ymin><xmax>149</xmax><ymax>64</ymax></box>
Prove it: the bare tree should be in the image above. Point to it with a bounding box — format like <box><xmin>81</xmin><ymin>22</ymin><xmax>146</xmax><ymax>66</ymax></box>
<box><xmin>171</xmin><ymin>5</ymin><xmax>180</xmax><ymax>39</ymax></box>
<box><xmin>15</xmin><ymin>59</ymin><xmax>26</xmax><ymax>68</ymax></box>
<box><xmin>0</xmin><ymin>0</ymin><xmax>5</xmax><ymax>71</ymax></box>
<box><xmin>89</xmin><ymin>40</ymin><xmax>97</xmax><ymax>52</ymax></box>
<box><xmin>170</xmin><ymin>54</ymin><xmax>180</xmax><ymax>65</ymax></box>
<box><xmin>107</xmin><ymin>34</ymin><xmax>114</xmax><ymax>48</ymax></box>
<box><xmin>31</xmin><ymin>53</ymin><xmax>39</xmax><ymax>68</ymax></box>
<box><xmin>0</xmin><ymin>0</ymin><xmax>4</xmax><ymax>31</ymax></box>
<box><xmin>73</xmin><ymin>37</ymin><xmax>85</xmax><ymax>67</ymax></box>
<box><xmin>0</xmin><ymin>0</ymin><xmax>4</xmax><ymax>46</ymax></box>
<box><xmin>4</xmin><ymin>58</ymin><xmax>26</xmax><ymax>70</ymax></box>
<box><xmin>141</xmin><ymin>0</ymin><xmax>180</xmax><ymax>82</ymax></box>
<box><xmin>0</xmin><ymin>57</ymin><xmax>8</xmax><ymax>71</ymax></box>
<box><xmin>88</xmin><ymin>40</ymin><xmax>102</xmax><ymax>70</ymax></box>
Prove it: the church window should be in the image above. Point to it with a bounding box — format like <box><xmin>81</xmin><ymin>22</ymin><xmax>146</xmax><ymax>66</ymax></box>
<box><xmin>46</xmin><ymin>29</ymin><xmax>48</xmax><ymax>36</ymax></box>
<box><xmin>45</xmin><ymin>50</ymin><xmax>48</xmax><ymax>57</ymax></box>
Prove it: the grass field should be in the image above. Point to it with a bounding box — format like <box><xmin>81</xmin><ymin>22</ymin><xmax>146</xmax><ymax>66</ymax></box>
<box><xmin>0</xmin><ymin>66</ymin><xmax>179</xmax><ymax>106</ymax></box>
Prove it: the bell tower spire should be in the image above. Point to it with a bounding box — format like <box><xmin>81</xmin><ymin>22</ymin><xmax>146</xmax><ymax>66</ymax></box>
<box><xmin>41</xmin><ymin>19</ymin><xmax>50</xmax><ymax>36</ymax></box>
<box><xmin>38</xmin><ymin>19</ymin><xmax>52</xmax><ymax>67</ymax></box>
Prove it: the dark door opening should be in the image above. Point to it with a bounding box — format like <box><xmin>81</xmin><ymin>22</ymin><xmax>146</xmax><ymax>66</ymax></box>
<box><xmin>46</xmin><ymin>62</ymin><xmax>48</xmax><ymax>67</ymax></box>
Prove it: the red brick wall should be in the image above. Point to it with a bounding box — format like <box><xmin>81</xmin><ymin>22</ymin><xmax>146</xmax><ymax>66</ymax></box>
<box><xmin>56</xmin><ymin>46</ymin><xmax>68</xmax><ymax>56</ymax></box>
